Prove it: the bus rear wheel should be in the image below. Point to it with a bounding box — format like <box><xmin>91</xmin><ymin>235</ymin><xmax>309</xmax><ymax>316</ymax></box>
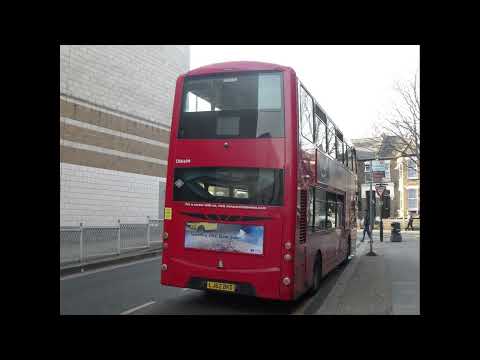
<box><xmin>341</xmin><ymin>238</ymin><xmax>351</xmax><ymax>266</ymax></box>
<box><xmin>311</xmin><ymin>255</ymin><xmax>322</xmax><ymax>294</ymax></box>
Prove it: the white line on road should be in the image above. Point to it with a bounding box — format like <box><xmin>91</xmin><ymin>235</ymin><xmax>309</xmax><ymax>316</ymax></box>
<box><xmin>60</xmin><ymin>256</ymin><xmax>161</xmax><ymax>281</ymax></box>
<box><xmin>120</xmin><ymin>301</ymin><xmax>156</xmax><ymax>315</ymax></box>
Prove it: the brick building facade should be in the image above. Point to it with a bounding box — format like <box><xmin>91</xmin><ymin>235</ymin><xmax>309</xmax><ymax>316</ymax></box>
<box><xmin>60</xmin><ymin>45</ymin><xmax>190</xmax><ymax>226</ymax></box>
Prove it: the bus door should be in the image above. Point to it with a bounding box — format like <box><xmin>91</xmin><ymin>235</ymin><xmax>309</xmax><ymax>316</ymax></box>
<box><xmin>336</xmin><ymin>194</ymin><xmax>345</xmax><ymax>259</ymax></box>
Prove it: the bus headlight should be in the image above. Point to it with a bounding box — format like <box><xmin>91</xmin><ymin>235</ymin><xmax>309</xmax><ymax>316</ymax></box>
<box><xmin>282</xmin><ymin>277</ymin><xmax>291</xmax><ymax>286</ymax></box>
<box><xmin>161</xmin><ymin>264</ymin><xmax>168</xmax><ymax>271</ymax></box>
<box><xmin>284</xmin><ymin>253</ymin><xmax>292</xmax><ymax>261</ymax></box>
<box><xmin>284</xmin><ymin>242</ymin><xmax>292</xmax><ymax>250</ymax></box>
<box><xmin>163</xmin><ymin>232</ymin><xmax>169</xmax><ymax>240</ymax></box>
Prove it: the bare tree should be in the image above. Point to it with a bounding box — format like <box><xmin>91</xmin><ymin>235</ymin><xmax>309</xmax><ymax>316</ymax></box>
<box><xmin>375</xmin><ymin>72</ymin><xmax>420</xmax><ymax>173</ymax></box>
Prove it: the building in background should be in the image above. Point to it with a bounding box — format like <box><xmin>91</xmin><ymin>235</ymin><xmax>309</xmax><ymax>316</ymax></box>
<box><xmin>397</xmin><ymin>156</ymin><xmax>420</xmax><ymax>219</ymax></box>
<box><xmin>353</xmin><ymin>134</ymin><xmax>420</xmax><ymax>225</ymax></box>
<box><xmin>60</xmin><ymin>45</ymin><xmax>190</xmax><ymax>226</ymax></box>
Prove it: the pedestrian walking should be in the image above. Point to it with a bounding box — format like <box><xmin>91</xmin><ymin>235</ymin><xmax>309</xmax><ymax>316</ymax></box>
<box><xmin>406</xmin><ymin>212</ymin><xmax>414</xmax><ymax>230</ymax></box>
<box><xmin>361</xmin><ymin>210</ymin><xmax>372</xmax><ymax>242</ymax></box>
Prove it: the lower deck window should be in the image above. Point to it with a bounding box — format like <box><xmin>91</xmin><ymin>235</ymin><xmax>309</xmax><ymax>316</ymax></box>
<box><xmin>306</xmin><ymin>187</ymin><xmax>345</xmax><ymax>230</ymax></box>
<box><xmin>174</xmin><ymin>167</ymin><xmax>284</xmax><ymax>206</ymax></box>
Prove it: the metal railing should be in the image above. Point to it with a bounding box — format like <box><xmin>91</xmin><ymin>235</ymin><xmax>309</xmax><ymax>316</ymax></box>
<box><xmin>60</xmin><ymin>218</ymin><xmax>164</xmax><ymax>265</ymax></box>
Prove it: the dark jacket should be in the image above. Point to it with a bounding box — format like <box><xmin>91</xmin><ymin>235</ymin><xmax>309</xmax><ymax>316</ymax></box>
<box><xmin>364</xmin><ymin>214</ymin><xmax>370</xmax><ymax>227</ymax></box>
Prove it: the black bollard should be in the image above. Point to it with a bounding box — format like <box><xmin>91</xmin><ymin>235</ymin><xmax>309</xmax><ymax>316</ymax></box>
<box><xmin>390</xmin><ymin>222</ymin><xmax>402</xmax><ymax>242</ymax></box>
<box><xmin>380</xmin><ymin>219</ymin><xmax>383</xmax><ymax>242</ymax></box>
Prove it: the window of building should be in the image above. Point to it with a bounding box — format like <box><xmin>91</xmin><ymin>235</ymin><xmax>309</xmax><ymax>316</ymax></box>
<box><xmin>383</xmin><ymin>160</ymin><xmax>391</xmax><ymax>181</ymax></box>
<box><xmin>407</xmin><ymin>158</ymin><xmax>418</xmax><ymax>178</ymax></box>
<box><xmin>408</xmin><ymin>188</ymin><xmax>418</xmax><ymax>210</ymax></box>
<box><xmin>364</xmin><ymin>162</ymin><xmax>371</xmax><ymax>172</ymax></box>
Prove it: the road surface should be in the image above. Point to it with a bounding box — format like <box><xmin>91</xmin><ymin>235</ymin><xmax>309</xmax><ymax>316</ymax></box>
<box><xmin>60</xmin><ymin>253</ymin><xmax>349</xmax><ymax>315</ymax></box>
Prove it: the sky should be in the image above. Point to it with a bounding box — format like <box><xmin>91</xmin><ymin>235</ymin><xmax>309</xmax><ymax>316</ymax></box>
<box><xmin>190</xmin><ymin>45</ymin><xmax>419</xmax><ymax>141</ymax></box>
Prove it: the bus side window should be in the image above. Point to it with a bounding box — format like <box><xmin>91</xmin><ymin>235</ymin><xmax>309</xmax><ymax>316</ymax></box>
<box><xmin>308</xmin><ymin>187</ymin><xmax>314</xmax><ymax>231</ymax></box>
<box><xmin>327</xmin><ymin>120</ymin><xmax>336</xmax><ymax>159</ymax></box>
<box><xmin>336</xmin><ymin>138</ymin><xmax>344</xmax><ymax>164</ymax></box>
<box><xmin>326</xmin><ymin>192</ymin><xmax>337</xmax><ymax>229</ymax></box>
<box><xmin>337</xmin><ymin>194</ymin><xmax>345</xmax><ymax>228</ymax></box>
<box><xmin>300</xmin><ymin>86</ymin><xmax>314</xmax><ymax>143</ymax></box>
<box><xmin>315</xmin><ymin>115</ymin><xmax>327</xmax><ymax>153</ymax></box>
<box><xmin>353</xmin><ymin>149</ymin><xmax>357</xmax><ymax>174</ymax></box>
<box><xmin>345</xmin><ymin>144</ymin><xmax>349</xmax><ymax>168</ymax></box>
<box><xmin>314</xmin><ymin>189</ymin><xmax>327</xmax><ymax>230</ymax></box>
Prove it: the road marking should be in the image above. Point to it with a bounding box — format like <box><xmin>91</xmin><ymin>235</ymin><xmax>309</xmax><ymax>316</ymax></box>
<box><xmin>60</xmin><ymin>256</ymin><xmax>161</xmax><ymax>281</ymax></box>
<box><xmin>120</xmin><ymin>301</ymin><xmax>156</xmax><ymax>315</ymax></box>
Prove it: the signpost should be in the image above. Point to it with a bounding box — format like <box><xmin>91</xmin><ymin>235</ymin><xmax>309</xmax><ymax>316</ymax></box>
<box><xmin>375</xmin><ymin>184</ymin><xmax>386</xmax><ymax>198</ymax></box>
<box><xmin>375</xmin><ymin>184</ymin><xmax>386</xmax><ymax>242</ymax></box>
<box><xmin>366</xmin><ymin>159</ymin><xmax>377</xmax><ymax>256</ymax></box>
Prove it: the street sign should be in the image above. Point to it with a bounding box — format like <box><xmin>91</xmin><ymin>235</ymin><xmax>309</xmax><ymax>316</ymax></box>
<box><xmin>372</xmin><ymin>161</ymin><xmax>386</xmax><ymax>172</ymax></box>
<box><xmin>372</xmin><ymin>171</ymin><xmax>385</xmax><ymax>182</ymax></box>
<box><xmin>375</xmin><ymin>185</ymin><xmax>386</xmax><ymax>198</ymax></box>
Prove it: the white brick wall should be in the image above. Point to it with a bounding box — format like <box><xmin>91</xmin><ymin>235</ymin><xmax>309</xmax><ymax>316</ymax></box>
<box><xmin>60</xmin><ymin>45</ymin><xmax>187</xmax><ymax>227</ymax></box>
<box><xmin>60</xmin><ymin>163</ymin><xmax>165</xmax><ymax>226</ymax></box>
<box><xmin>60</xmin><ymin>45</ymin><xmax>190</xmax><ymax>128</ymax></box>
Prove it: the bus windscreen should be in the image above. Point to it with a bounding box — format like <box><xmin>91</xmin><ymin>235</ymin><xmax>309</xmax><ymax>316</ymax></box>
<box><xmin>173</xmin><ymin>167</ymin><xmax>284</xmax><ymax>206</ymax></box>
<box><xmin>179</xmin><ymin>72</ymin><xmax>284</xmax><ymax>139</ymax></box>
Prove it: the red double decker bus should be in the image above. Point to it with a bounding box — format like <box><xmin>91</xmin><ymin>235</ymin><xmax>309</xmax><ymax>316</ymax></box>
<box><xmin>161</xmin><ymin>61</ymin><xmax>358</xmax><ymax>301</ymax></box>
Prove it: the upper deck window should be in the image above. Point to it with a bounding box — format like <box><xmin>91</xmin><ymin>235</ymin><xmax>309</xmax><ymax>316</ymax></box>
<box><xmin>327</xmin><ymin>120</ymin><xmax>336</xmax><ymax>159</ymax></box>
<box><xmin>179</xmin><ymin>72</ymin><xmax>284</xmax><ymax>139</ymax></box>
<box><xmin>300</xmin><ymin>85</ymin><xmax>314</xmax><ymax>143</ymax></box>
<box><xmin>315</xmin><ymin>115</ymin><xmax>327</xmax><ymax>153</ymax></box>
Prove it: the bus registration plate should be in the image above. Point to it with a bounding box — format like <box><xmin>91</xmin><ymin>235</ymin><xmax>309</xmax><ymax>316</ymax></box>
<box><xmin>206</xmin><ymin>281</ymin><xmax>236</xmax><ymax>292</ymax></box>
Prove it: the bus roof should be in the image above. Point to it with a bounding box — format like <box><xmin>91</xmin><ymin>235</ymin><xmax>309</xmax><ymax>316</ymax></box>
<box><xmin>183</xmin><ymin>61</ymin><xmax>354</xmax><ymax>149</ymax></box>
<box><xmin>185</xmin><ymin>61</ymin><xmax>294</xmax><ymax>77</ymax></box>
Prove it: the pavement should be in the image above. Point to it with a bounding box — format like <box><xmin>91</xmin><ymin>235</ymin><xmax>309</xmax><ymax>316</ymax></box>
<box><xmin>60</xmin><ymin>244</ymin><xmax>163</xmax><ymax>277</ymax></box>
<box><xmin>316</xmin><ymin>230</ymin><xmax>419</xmax><ymax>315</ymax></box>
<box><xmin>60</xmin><ymin>229</ymin><xmax>419</xmax><ymax>315</ymax></box>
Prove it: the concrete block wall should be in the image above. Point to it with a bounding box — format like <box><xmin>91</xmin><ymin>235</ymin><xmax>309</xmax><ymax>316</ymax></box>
<box><xmin>60</xmin><ymin>45</ymin><xmax>189</xmax><ymax>227</ymax></box>
<box><xmin>60</xmin><ymin>163</ymin><xmax>165</xmax><ymax>226</ymax></box>
<box><xmin>60</xmin><ymin>45</ymin><xmax>189</xmax><ymax>128</ymax></box>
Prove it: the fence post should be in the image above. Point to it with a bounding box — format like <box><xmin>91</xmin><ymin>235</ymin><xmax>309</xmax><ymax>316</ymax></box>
<box><xmin>79</xmin><ymin>222</ymin><xmax>84</xmax><ymax>264</ymax></box>
<box><xmin>147</xmin><ymin>216</ymin><xmax>150</xmax><ymax>247</ymax></box>
<box><xmin>117</xmin><ymin>219</ymin><xmax>121</xmax><ymax>254</ymax></box>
